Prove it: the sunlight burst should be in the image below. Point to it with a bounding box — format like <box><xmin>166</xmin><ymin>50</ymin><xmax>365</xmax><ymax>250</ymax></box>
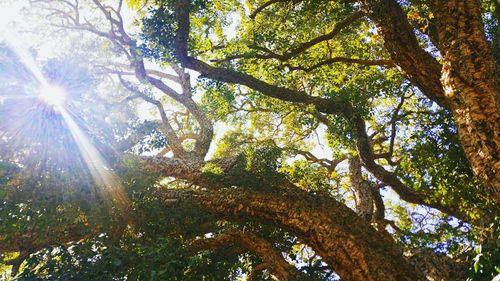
<box><xmin>39</xmin><ymin>84</ymin><xmax>67</xmax><ymax>107</ymax></box>
<box><xmin>1</xmin><ymin>36</ymin><xmax>130</xmax><ymax>209</ymax></box>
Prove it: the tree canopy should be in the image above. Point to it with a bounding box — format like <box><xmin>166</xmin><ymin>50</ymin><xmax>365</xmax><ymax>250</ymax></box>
<box><xmin>0</xmin><ymin>0</ymin><xmax>499</xmax><ymax>280</ymax></box>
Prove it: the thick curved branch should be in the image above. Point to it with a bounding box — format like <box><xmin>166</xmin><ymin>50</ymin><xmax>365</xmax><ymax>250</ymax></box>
<box><xmin>137</xmin><ymin>149</ymin><xmax>430</xmax><ymax>280</ymax></box>
<box><xmin>184</xmin><ymin>57</ymin><xmax>349</xmax><ymax>114</ymax></box>
<box><xmin>159</xmin><ymin>186</ymin><xmax>423</xmax><ymax>281</ymax></box>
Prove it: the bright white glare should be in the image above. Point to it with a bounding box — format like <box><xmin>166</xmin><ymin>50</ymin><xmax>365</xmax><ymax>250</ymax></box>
<box><xmin>39</xmin><ymin>84</ymin><xmax>67</xmax><ymax>106</ymax></box>
<box><xmin>0</xmin><ymin>1</ymin><xmax>129</xmax><ymax>209</ymax></box>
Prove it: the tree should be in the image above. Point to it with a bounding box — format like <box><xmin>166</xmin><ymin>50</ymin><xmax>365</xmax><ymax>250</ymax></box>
<box><xmin>0</xmin><ymin>0</ymin><xmax>499</xmax><ymax>280</ymax></box>
<box><xmin>360</xmin><ymin>0</ymin><xmax>500</xmax><ymax>203</ymax></box>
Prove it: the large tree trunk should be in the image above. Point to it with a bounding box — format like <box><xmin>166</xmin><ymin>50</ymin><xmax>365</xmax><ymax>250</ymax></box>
<box><xmin>360</xmin><ymin>0</ymin><xmax>500</xmax><ymax>201</ymax></box>
<box><xmin>429</xmin><ymin>0</ymin><xmax>500</xmax><ymax>202</ymax></box>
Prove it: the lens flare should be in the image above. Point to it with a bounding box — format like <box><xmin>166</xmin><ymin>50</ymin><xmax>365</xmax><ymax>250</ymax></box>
<box><xmin>39</xmin><ymin>84</ymin><xmax>67</xmax><ymax>107</ymax></box>
<box><xmin>2</xmin><ymin>41</ymin><xmax>129</xmax><ymax>209</ymax></box>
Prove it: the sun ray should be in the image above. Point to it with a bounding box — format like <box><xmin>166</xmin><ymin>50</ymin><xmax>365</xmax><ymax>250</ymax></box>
<box><xmin>1</xmin><ymin>39</ymin><xmax>129</xmax><ymax>208</ymax></box>
<box><xmin>60</xmin><ymin>109</ymin><xmax>129</xmax><ymax>207</ymax></box>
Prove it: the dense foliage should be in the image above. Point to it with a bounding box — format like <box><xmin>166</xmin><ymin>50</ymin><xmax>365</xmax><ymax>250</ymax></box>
<box><xmin>0</xmin><ymin>0</ymin><xmax>499</xmax><ymax>280</ymax></box>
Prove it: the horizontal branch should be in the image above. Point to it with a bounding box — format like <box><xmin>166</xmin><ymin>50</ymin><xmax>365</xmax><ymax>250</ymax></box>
<box><xmin>218</xmin><ymin>10</ymin><xmax>364</xmax><ymax>65</ymax></box>
<box><xmin>286</xmin><ymin>57</ymin><xmax>395</xmax><ymax>72</ymax></box>
<box><xmin>190</xmin><ymin>230</ymin><xmax>308</xmax><ymax>280</ymax></box>
<box><xmin>246</xmin><ymin>11</ymin><xmax>365</xmax><ymax>62</ymax></box>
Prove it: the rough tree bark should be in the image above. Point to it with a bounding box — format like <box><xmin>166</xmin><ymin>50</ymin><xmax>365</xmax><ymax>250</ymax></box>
<box><xmin>348</xmin><ymin>156</ymin><xmax>375</xmax><ymax>221</ymax></box>
<box><xmin>138</xmin><ymin>155</ymin><xmax>423</xmax><ymax>280</ymax></box>
<box><xmin>429</xmin><ymin>0</ymin><xmax>500</xmax><ymax>201</ymax></box>
<box><xmin>360</xmin><ymin>0</ymin><xmax>500</xmax><ymax>201</ymax></box>
<box><xmin>157</xmin><ymin>186</ymin><xmax>423</xmax><ymax>281</ymax></box>
<box><xmin>358</xmin><ymin>0</ymin><xmax>449</xmax><ymax>109</ymax></box>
